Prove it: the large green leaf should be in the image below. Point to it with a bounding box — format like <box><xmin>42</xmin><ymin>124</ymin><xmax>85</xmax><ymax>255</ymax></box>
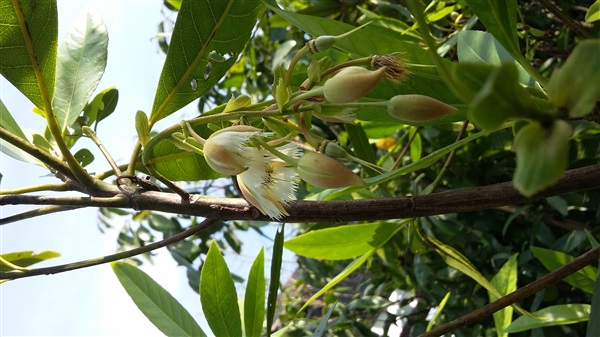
<box><xmin>150</xmin><ymin>0</ymin><xmax>264</xmax><ymax>123</ymax></box>
<box><xmin>0</xmin><ymin>0</ymin><xmax>57</xmax><ymax>109</ymax></box>
<box><xmin>200</xmin><ymin>241</ymin><xmax>242</xmax><ymax>337</ymax></box>
<box><xmin>530</xmin><ymin>246</ymin><xmax>597</xmax><ymax>293</ymax></box>
<box><xmin>53</xmin><ymin>11</ymin><xmax>108</xmax><ymax>133</ymax></box>
<box><xmin>457</xmin><ymin>30</ymin><xmax>535</xmax><ymax>87</ymax></box>
<box><xmin>111</xmin><ymin>262</ymin><xmax>206</xmax><ymax>337</ymax></box>
<box><xmin>489</xmin><ymin>254</ymin><xmax>518</xmax><ymax>337</ymax></box>
<box><xmin>244</xmin><ymin>248</ymin><xmax>265</xmax><ymax>337</ymax></box>
<box><xmin>504</xmin><ymin>304</ymin><xmax>590</xmax><ymax>333</ymax></box>
<box><xmin>0</xmin><ymin>250</ymin><xmax>60</xmax><ymax>272</ymax></box>
<box><xmin>284</xmin><ymin>221</ymin><xmax>406</xmax><ymax>260</ymax></box>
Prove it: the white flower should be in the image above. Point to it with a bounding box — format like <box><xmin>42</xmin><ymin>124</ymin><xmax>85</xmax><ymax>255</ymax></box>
<box><xmin>203</xmin><ymin>126</ymin><xmax>300</xmax><ymax>219</ymax></box>
<box><xmin>237</xmin><ymin>143</ymin><xmax>300</xmax><ymax>219</ymax></box>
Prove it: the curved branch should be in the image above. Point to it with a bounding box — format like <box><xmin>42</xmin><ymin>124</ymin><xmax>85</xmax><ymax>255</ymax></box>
<box><xmin>0</xmin><ymin>218</ymin><xmax>218</xmax><ymax>280</ymax></box>
<box><xmin>420</xmin><ymin>244</ymin><xmax>600</xmax><ymax>337</ymax></box>
<box><xmin>0</xmin><ymin>205</ymin><xmax>86</xmax><ymax>225</ymax></box>
<box><xmin>1</xmin><ymin>164</ymin><xmax>599</xmax><ymax>223</ymax></box>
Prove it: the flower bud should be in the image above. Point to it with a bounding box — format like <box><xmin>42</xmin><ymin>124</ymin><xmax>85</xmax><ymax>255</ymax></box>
<box><xmin>323</xmin><ymin>66</ymin><xmax>386</xmax><ymax>103</ymax></box>
<box><xmin>387</xmin><ymin>95</ymin><xmax>458</xmax><ymax>122</ymax></box>
<box><xmin>296</xmin><ymin>151</ymin><xmax>365</xmax><ymax>188</ymax></box>
<box><xmin>203</xmin><ymin>125</ymin><xmax>261</xmax><ymax>175</ymax></box>
<box><xmin>308</xmin><ymin>23</ymin><xmax>371</xmax><ymax>53</ymax></box>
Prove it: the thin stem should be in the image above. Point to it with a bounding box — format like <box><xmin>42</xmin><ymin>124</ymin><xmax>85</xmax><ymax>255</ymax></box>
<box><xmin>285</xmin><ymin>45</ymin><xmax>310</xmax><ymax>86</ymax></box>
<box><xmin>82</xmin><ymin>126</ymin><xmax>122</xmax><ymax>176</ymax></box>
<box><xmin>0</xmin><ymin>256</ymin><xmax>29</xmax><ymax>272</ymax></box>
<box><xmin>390</xmin><ymin>128</ymin><xmax>419</xmax><ymax>170</ymax></box>
<box><xmin>538</xmin><ymin>0</ymin><xmax>591</xmax><ymax>39</ymax></box>
<box><xmin>0</xmin><ymin>205</ymin><xmax>85</xmax><ymax>226</ymax></box>
<box><xmin>0</xmin><ymin>218</ymin><xmax>218</xmax><ymax>281</ymax></box>
<box><xmin>420</xmin><ymin>244</ymin><xmax>600</xmax><ymax>337</ymax></box>
<box><xmin>0</xmin><ymin>183</ymin><xmax>69</xmax><ymax>195</ymax></box>
<box><xmin>425</xmin><ymin>120</ymin><xmax>469</xmax><ymax>193</ymax></box>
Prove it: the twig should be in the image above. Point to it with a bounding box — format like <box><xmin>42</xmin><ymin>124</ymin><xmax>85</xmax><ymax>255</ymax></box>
<box><xmin>538</xmin><ymin>0</ymin><xmax>591</xmax><ymax>39</ymax></box>
<box><xmin>426</xmin><ymin>120</ymin><xmax>469</xmax><ymax>193</ymax></box>
<box><xmin>0</xmin><ymin>205</ymin><xmax>86</xmax><ymax>226</ymax></box>
<box><xmin>1</xmin><ymin>164</ymin><xmax>599</xmax><ymax>222</ymax></box>
<box><xmin>420</xmin><ymin>244</ymin><xmax>600</xmax><ymax>337</ymax></box>
<box><xmin>0</xmin><ymin>218</ymin><xmax>218</xmax><ymax>280</ymax></box>
<box><xmin>0</xmin><ymin>183</ymin><xmax>70</xmax><ymax>195</ymax></box>
<box><xmin>82</xmin><ymin>126</ymin><xmax>122</xmax><ymax>176</ymax></box>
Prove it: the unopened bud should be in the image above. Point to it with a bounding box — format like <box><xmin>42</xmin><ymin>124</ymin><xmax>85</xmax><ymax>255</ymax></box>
<box><xmin>323</xmin><ymin>66</ymin><xmax>386</xmax><ymax>103</ymax></box>
<box><xmin>387</xmin><ymin>95</ymin><xmax>457</xmax><ymax>122</ymax></box>
<box><xmin>203</xmin><ymin>125</ymin><xmax>261</xmax><ymax>175</ymax></box>
<box><xmin>296</xmin><ymin>151</ymin><xmax>365</xmax><ymax>188</ymax></box>
<box><xmin>308</xmin><ymin>22</ymin><xmax>371</xmax><ymax>53</ymax></box>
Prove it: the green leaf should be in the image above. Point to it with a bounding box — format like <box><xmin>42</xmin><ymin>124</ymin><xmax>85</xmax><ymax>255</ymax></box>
<box><xmin>312</xmin><ymin>301</ymin><xmax>337</xmax><ymax>337</ymax></box>
<box><xmin>546</xmin><ymin>40</ymin><xmax>600</xmax><ymax>118</ymax></box>
<box><xmin>504</xmin><ymin>304</ymin><xmax>590</xmax><ymax>333</ymax></box>
<box><xmin>530</xmin><ymin>246</ymin><xmax>596</xmax><ymax>293</ymax></box>
<box><xmin>299</xmin><ymin>248</ymin><xmax>374</xmax><ymax>312</ymax></box>
<box><xmin>53</xmin><ymin>10</ymin><xmax>108</xmax><ymax>133</ymax></box>
<box><xmin>148</xmin><ymin>138</ymin><xmax>222</xmax><ymax>181</ymax></box>
<box><xmin>585</xmin><ymin>1</ymin><xmax>600</xmax><ymax>22</ymax></box>
<box><xmin>284</xmin><ymin>221</ymin><xmax>406</xmax><ymax>260</ymax></box>
<box><xmin>513</xmin><ymin>120</ymin><xmax>571</xmax><ymax>197</ymax></box>
<box><xmin>468</xmin><ymin>63</ymin><xmax>535</xmax><ymax>130</ymax></box>
<box><xmin>0</xmin><ymin>251</ymin><xmax>60</xmax><ymax>272</ymax></box>
<box><xmin>83</xmin><ymin>87</ymin><xmax>119</xmax><ymax>127</ymax></box>
<box><xmin>0</xmin><ymin>0</ymin><xmax>57</xmax><ymax>109</ymax></box>
<box><xmin>150</xmin><ymin>0</ymin><xmax>264</xmax><ymax>123</ymax></box>
<box><xmin>457</xmin><ymin>30</ymin><xmax>535</xmax><ymax>87</ymax></box>
<box><xmin>244</xmin><ymin>248</ymin><xmax>265</xmax><ymax>337</ymax></box>
<box><xmin>200</xmin><ymin>241</ymin><xmax>242</xmax><ymax>337</ymax></box>
<box><xmin>267</xmin><ymin>224</ymin><xmax>285</xmax><ymax>337</ymax></box>
<box><xmin>489</xmin><ymin>254</ymin><xmax>518</xmax><ymax>337</ymax></box>
<box><xmin>463</xmin><ymin>0</ymin><xmax>519</xmax><ymax>61</ymax></box>
<box><xmin>0</xmin><ymin>100</ymin><xmax>40</xmax><ymax>164</ymax></box>
<box><xmin>111</xmin><ymin>262</ymin><xmax>206</xmax><ymax>337</ymax></box>
<box><xmin>135</xmin><ymin>110</ymin><xmax>150</xmax><ymax>146</ymax></box>
<box><xmin>345</xmin><ymin>124</ymin><xmax>378</xmax><ymax>177</ymax></box>
<box><xmin>74</xmin><ymin>148</ymin><xmax>94</xmax><ymax>167</ymax></box>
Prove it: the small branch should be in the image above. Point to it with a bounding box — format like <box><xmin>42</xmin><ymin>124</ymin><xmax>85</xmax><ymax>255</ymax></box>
<box><xmin>0</xmin><ymin>205</ymin><xmax>86</xmax><ymax>226</ymax></box>
<box><xmin>0</xmin><ymin>218</ymin><xmax>218</xmax><ymax>280</ymax></box>
<box><xmin>420</xmin><ymin>244</ymin><xmax>600</xmax><ymax>337</ymax></box>
<box><xmin>1</xmin><ymin>164</ymin><xmax>599</xmax><ymax>222</ymax></box>
<box><xmin>82</xmin><ymin>126</ymin><xmax>122</xmax><ymax>176</ymax></box>
<box><xmin>0</xmin><ymin>183</ymin><xmax>69</xmax><ymax>195</ymax></box>
<box><xmin>427</xmin><ymin>120</ymin><xmax>469</xmax><ymax>193</ymax></box>
<box><xmin>538</xmin><ymin>0</ymin><xmax>591</xmax><ymax>39</ymax></box>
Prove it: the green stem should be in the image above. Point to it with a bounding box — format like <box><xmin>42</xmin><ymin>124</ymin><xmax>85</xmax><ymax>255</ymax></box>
<box><xmin>538</xmin><ymin>0</ymin><xmax>591</xmax><ymax>39</ymax></box>
<box><xmin>0</xmin><ymin>183</ymin><xmax>69</xmax><ymax>195</ymax></box>
<box><xmin>285</xmin><ymin>45</ymin><xmax>310</xmax><ymax>86</ymax></box>
<box><xmin>0</xmin><ymin>256</ymin><xmax>29</xmax><ymax>272</ymax></box>
<box><xmin>0</xmin><ymin>205</ymin><xmax>84</xmax><ymax>226</ymax></box>
<box><xmin>83</xmin><ymin>126</ymin><xmax>122</xmax><ymax>176</ymax></box>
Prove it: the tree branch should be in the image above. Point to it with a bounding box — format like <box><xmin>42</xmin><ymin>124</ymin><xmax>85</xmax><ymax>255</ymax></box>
<box><xmin>0</xmin><ymin>218</ymin><xmax>218</xmax><ymax>280</ymax></box>
<box><xmin>1</xmin><ymin>164</ymin><xmax>599</xmax><ymax>223</ymax></box>
<box><xmin>420</xmin><ymin>244</ymin><xmax>600</xmax><ymax>337</ymax></box>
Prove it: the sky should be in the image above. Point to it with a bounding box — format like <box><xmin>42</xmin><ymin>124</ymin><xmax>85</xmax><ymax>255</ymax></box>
<box><xmin>0</xmin><ymin>1</ymin><xmax>295</xmax><ymax>335</ymax></box>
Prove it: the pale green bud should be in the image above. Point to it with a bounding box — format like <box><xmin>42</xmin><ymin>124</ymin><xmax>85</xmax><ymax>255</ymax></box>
<box><xmin>203</xmin><ymin>125</ymin><xmax>261</xmax><ymax>175</ymax></box>
<box><xmin>323</xmin><ymin>66</ymin><xmax>387</xmax><ymax>103</ymax></box>
<box><xmin>387</xmin><ymin>95</ymin><xmax>458</xmax><ymax>122</ymax></box>
<box><xmin>296</xmin><ymin>151</ymin><xmax>365</xmax><ymax>188</ymax></box>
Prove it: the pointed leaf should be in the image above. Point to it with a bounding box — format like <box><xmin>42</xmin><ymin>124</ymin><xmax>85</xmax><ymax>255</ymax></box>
<box><xmin>0</xmin><ymin>0</ymin><xmax>57</xmax><ymax>109</ymax></box>
<box><xmin>200</xmin><ymin>241</ymin><xmax>242</xmax><ymax>337</ymax></box>
<box><xmin>504</xmin><ymin>304</ymin><xmax>590</xmax><ymax>333</ymax></box>
<box><xmin>83</xmin><ymin>87</ymin><xmax>119</xmax><ymax>127</ymax></box>
<box><xmin>530</xmin><ymin>246</ymin><xmax>596</xmax><ymax>293</ymax></box>
<box><xmin>267</xmin><ymin>224</ymin><xmax>285</xmax><ymax>337</ymax></box>
<box><xmin>150</xmin><ymin>0</ymin><xmax>264</xmax><ymax>122</ymax></box>
<box><xmin>111</xmin><ymin>262</ymin><xmax>206</xmax><ymax>337</ymax></box>
<box><xmin>586</xmin><ymin>1</ymin><xmax>600</xmax><ymax>22</ymax></box>
<box><xmin>244</xmin><ymin>248</ymin><xmax>265</xmax><ymax>337</ymax></box>
<box><xmin>135</xmin><ymin>110</ymin><xmax>150</xmax><ymax>146</ymax></box>
<box><xmin>53</xmin><ymin>11</ymin><xmax>108</xmax><ymax>132</ymax></box>
<box><xmin>0</xmin><ymin>251</ymin><xmax>60</xmax><ymax>272</ymax></box>
<box><xmin>148</xmin><ymin>138</ymin><xmax>222</xmax><ymax>181</ymax></box>
<box><xmin>489</xmin><ymin>254</ymin><xmax>518</xmax><ymax>337</ymax></box>
<box><xmin>312</xmin><ymin>301</ymin><xmax>337</xmax><ymax>337</ymax></box>
<box><xmin>463</xmin><ymin>0</ymin><xmax>519</xmax><ymax>59</ymax></box>
<box><xmin>284</xmin><ymin>221</ymin><xmax>405</xmax><ymax>260</ymax></box>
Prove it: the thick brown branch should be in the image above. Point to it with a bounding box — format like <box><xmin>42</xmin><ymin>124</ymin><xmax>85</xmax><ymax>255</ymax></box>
<box><xmin>1</xmin><ymin>164</ymin><xmax>599</xmax><ymax>223</ymax></box>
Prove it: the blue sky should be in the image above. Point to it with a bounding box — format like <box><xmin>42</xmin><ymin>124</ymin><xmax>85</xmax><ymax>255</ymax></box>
<box><xmin>0</xmin><ymin>1</ymin><xmax>296</xmax><ymax>335</ymax></box>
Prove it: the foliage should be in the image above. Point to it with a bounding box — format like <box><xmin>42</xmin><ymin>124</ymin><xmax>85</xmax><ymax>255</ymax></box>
<box><xmin>1</xmin><ymin>0</ymin><xmax>600</xmax><ymax>336</ymax></box>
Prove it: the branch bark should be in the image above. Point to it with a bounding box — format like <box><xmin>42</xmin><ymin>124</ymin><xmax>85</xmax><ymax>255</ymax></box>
<box><xmin>2</xmin><ymin>164</ymin><xmax>599</xmax><ymax>223</ymax></box>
